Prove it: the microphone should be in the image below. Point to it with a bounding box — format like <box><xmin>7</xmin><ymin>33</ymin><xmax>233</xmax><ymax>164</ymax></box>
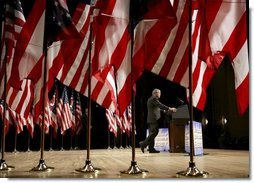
<box><xmin>177</xmin><ymin>98</ymin><xmax>185</xmax><ymax>106</ymax></box>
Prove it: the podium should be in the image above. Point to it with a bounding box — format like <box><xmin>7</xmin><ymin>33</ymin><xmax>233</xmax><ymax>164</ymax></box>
<box><xmin>185</xmin><ymin>121</ymin><xmax>203</xmax><ymax>155</ymax></box>
<box><xmin>169</xmin><ymin>104</ymin><xmax>189</xmax><ymax>153</ymax></box>
<box><xmin>146</xmin><ymin>128</ymin><xmax>169</xmax><ymax>152</ymax></box>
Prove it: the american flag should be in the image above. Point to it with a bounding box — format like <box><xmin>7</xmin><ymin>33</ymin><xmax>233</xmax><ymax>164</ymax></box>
<box><xmin>9</xmin><ymin>0</ymin><xmax>81</xmax><ymax>89</ymax></box>
<box><xmin>20</xmin><ymin>0</ymin><xmax>81</xmax><ymax>123</ymax></box>
<box><xmin>55</xmin><ymin>0</ymin><xmax>92</xmax><ymax>94</ymax></box>
<box><xmin>49</xmin><ymin>84</ymin><xmax>58</xmax><ymax>137</ymax></box>
<box><xmin>91</xmin><ymin>0</ymin><xmax>132</xmax><ymax>115</ymax></box>
<box><xmin>105</xmin><ymin>108</ymin><xmax>117</xmax><ymax>137</ymax></box>
<box><xmin>37</xmin><ymin>88</ymin><xmax>59</xmax><ymax>135</ymax></box>
<box><xmin>132</xmin><ymin>0</ymin><xmax>177</xmax><ymax>83</ymax></box>
<box><xmin>56</xmin><ymin>86</ymin><xmax>72</xmax><ymax>134</ymax></box>
<box><xmin>0</xmin><ymin>0</ymin><xmax>26</xmax><ymax>64</ymax></box>
<box><xmin>46</xmin><ymin>0</ymin><xmax>80</xmax><ymax>45</ymax></box>
<box><xmin>38</xmin><ymin>99</ymin><xmax>51</xmax><ymax>134</ymax></box>
<box><xmin>55</xmin><ymin>1</ymin><xmax>118</xmax><ymax>114</ymax></box>
<box><xmin>114</xmin><ymin>113</ymin><xmax>123</xmax><ymax>134</ymax></box>
<box><xmin>69</xmin><ymin>90</ymin><xmax>76</xmax><ymax>134</ymax></box>
<box><xmin>122</xmin><ymin>104</ymin><xmax>132</xmax><ymax>136</ymax></box>
<box><xmin>55</xmin><ymin>0</ymin><xmax>176</xmax><ymax>122</ymax></box>
<box><xmin>0</xmin><ymin>0</ymin><xmax>26</xmax><ymax>98</ymax></box>
<box><xmin>44</xmin><ymin>0</ymin><xmax>248</xmax><ymax>126</ymax></box>
<box><xmin>8</xmin><ymin>0</ymin><xmax>45</xmax><ymax>89</ymax></box>
<box><xmin>7</xmin><ymin>0</ymin><xmax>45</xmax><ymax>132</ymax></box>
<box><xmin>6</xmin><ymin>80</ymin><xmax>34</xmax><ymax>135</ymax></box>
<box><xmin>90</xmin><ymin>66</ymin><xmax>118</xmax><ymax>113</ymax></box>
<box><xmin>90</xmin><ymin>0</ymin><xmax>177</xmax><ymax>116</ymax></box>
<box><xmin>75</xmin><ymin>92</ymin><xmax>83</xmax><ymax>135</ymax></box>
<box><xmin>0</xmin><ymin>0</ymin><xmax>35</xmax><ymax>136</ymax></box>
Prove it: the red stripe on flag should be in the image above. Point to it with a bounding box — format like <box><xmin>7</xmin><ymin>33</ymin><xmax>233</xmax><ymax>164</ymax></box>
<box><xmin>158</xmin><ymin>2</ymin><xmax>189</xmax><ymax>78</ymax></box>
<box><xmin>222</xmin><ymin>12</ymin><xmax>247</xmax><ymax>61</ymax></box>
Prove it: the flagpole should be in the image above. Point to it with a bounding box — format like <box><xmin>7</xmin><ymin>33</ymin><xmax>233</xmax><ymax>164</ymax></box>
<box><xmin>0</xmin><ymin>1</ymin><xmax>14</xmax><ymax>169</ymax></box>
<box><xmin>113</xmin><ymin>135</ymin><xmax>117</xmax><ymax>149</ymax></box>
<box><xmin>121</xmin><ymin>0</ymin><xmax>147</xmax><ymax>174</ymax></box>
<box><xmin>61</xmin><ymin>133</ymin><xmax>64</xmax><ymax>151</ymax></box>
<box><xmin>27</xmin><ymin>132</ymin><xmax>31</xmax><ymax>152</ymax></box>
<box><xmin>13</xmin><ymin>129</ymin><xmax>18</xmax><ymax>153</ymax></box>
<box><xmin>0</xmin><ymin>38</ymin><xmax>15</xmax><ymax>171</ymax></box>
<box><xmin>176</xmin><ymin>0</ymin><xmax>208</xmax><ymax>177</ymax></box>
<box><xmin>119</xmin><ymin>131</ymin><xmax>123</xmax><ymax>149</ymax></box>
<box><xmin>70</xmin><ymin>132</ymin><xmax>73</xmax><ymax>150</ymax></box>
<box><xmin>31</xmin><ymin>0</ymin><xmax>53</xmax><ymax>171</ymax></box>
<box><xmin>70</xmin><ymin>91</ymin><xmax>74</xmax><ymax>150</ymax></box>
<box><xmin>49</xmin><ymin>127</ymin><xmax>53</xmax><ymax>151</ymax></box>
<box><xmin>74</xmin><ymin>134</ymin><xmax>79</xmax><ymax>150</ymax></box>
<box><xmin>112</xmin><ymin>66</ymin><xmax>123</xmax><ymax>150</ymax></box>
<box><xmin>76</xmin><ymin>2</ymin><xmax>101</xmax><ymax>172</ymax></box>
<box><xmin>107</xmin><ymin>130</ymin><xmax>112</xmax><ymax>150</ymax></box>
<box><xmin>30</xmin><ymin>44</ymin><xmax>54</xmax><ymax>171</ymax></box>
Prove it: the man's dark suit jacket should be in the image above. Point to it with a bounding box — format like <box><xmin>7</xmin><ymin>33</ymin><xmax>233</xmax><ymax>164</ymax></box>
<box><xmin>147</xmin><ymin>96</ymin><xmax>169</xmax><ymax>124</ymax></box>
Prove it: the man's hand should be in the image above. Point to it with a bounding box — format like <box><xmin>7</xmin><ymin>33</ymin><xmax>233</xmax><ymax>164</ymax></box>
<box><xmin>169</xmin><ymin>107</ymin><xmax>177</xmax><ymax>113</ymax></box>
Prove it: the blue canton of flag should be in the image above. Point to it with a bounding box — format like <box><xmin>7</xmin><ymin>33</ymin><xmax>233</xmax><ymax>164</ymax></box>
<box><xmin>62</xmin><ymin>86</ymin><xmax>69</xmax><ymax>105</ymax></box>
<box><xmin>1</xmin><ymin>0</ymin><xmax>26</xmax><ymax>63</ymax></box>
<box><xmin>46</xmin><ymin>0</ymin><xmax>80</xmax><ymax>46</ymax></box>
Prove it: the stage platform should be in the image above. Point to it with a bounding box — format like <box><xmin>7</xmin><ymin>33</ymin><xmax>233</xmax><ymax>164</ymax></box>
<box><xmin>0</xmin><ymin>148</ymin><xmax>249</xmax><ymax>179</ymax></box>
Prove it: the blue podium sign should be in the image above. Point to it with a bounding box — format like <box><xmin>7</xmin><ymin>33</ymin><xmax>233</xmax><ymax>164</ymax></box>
<box><xmin>146</xmin><ymin>128</ymin><xmax>169</xmax><ymax>152</ymax></box>
<box><xmin>185</xmin><ymin>121</ymin><xmax>203</xmax><ymax>155</ymax></box>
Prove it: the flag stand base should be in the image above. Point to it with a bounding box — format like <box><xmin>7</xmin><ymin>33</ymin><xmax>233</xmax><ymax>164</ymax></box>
<box><xmin>75</xmin><ymin>160</ymin><xmax>101</xmax><ymax>173</ymax></box>
<box><xmin>120</xmin><ymin>161</ymin><xmax>148</xmax><ymax>174</ymax></box>
<box><xmin>30</xmin><ymin>159</ymin><xmax>54</xmax><ymax>172</ymax></box>
<box><xmin>176</xmin><ymin>162</ymin><xmax>208</xmax><ymax>178</ymax></box>
<box><xmin>0</xmin><ymin>159</ymin><xmax>14</xmax><ymax>171</ymax></box>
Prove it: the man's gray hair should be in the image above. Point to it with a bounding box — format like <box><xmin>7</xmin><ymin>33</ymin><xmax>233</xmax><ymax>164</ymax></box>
<box><xmin>152</xmin><ymin>89</ymin><xmax>161</xmax><ymax>95</ymax></box>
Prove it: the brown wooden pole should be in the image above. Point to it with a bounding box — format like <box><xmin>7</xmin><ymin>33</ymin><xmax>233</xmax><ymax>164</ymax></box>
<box><xmin>0</xmin><ymin>39</ymin><xmax>14</xmax><ymax>170</ymax></box>
<box><xmin>120</xmin><ymin>0</ymin><xmax>147</xmax><ymax>174</ymax></box>
<box><xmin>31</xmin><ymin>0</ymin><xmax>53</xmax><ymax>170</ymax></box>
<box><xmin>176</xmin><ymin>0</ymin><xmax>208</xmax><ymax>177</ymax></box>
<box><xmin>75</xmin><ymin>4</ymin><xmax>101</xmax><ymax>172</ymax></box>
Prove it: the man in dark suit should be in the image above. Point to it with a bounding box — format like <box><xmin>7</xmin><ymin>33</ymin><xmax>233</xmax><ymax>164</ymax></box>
<box><xmin>139</xmin><ymin>89</ymin><xmax>177</xmax><ymax>153</ymax></box>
